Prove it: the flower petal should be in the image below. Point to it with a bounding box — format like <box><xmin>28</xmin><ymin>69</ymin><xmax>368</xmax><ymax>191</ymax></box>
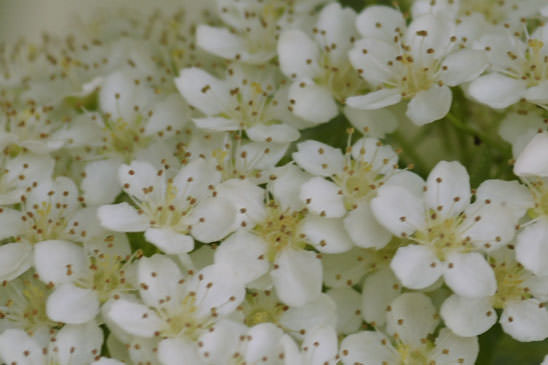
<box><xmin>390</xmin><ymin>245</ymin><xmax>443</xmax><ymax>289</ymax></box>
<box><xmin>278</xmin><ymin>30</ymin><xmax>321</xmax><ymax>79</ymax></box>
<box><xmin>189</xmin><ymin>197</ymin><xmax>236</xmax><ymax>243</ymax></box>
<box><xmin>196</xmin><ymin>25</ymin><xmax>246</xmax><ymax>60</ymax></box>
<box><xmin>386</xmin><ymin>292</ymin><xmax>438</xmax><ymax>347</ymax></box>
<box><xmin>34</xmin><ymin>240</ymin><xmax>87</xmax><ymax>285</ymax></box>
<box><xmin>271</xmin><ymin>249</ymin><xmax>322</xmax><ymax>307</ymax></box>
<box><xmin>145</xmin><ymin>228</ymin><xmax>194</xmax><ymax>254</ymax></box>
<box><xmin>344</xmin><ymin>202</ymin><xmax>392</xmax><ymax>249</ymax></box>
<box><xmin>293</xmin><ymin>140</ymin><xmax>344</xmax><ymax>177</ymax></box>
<box><xmin>300</xmin><ymin>177</ymin><xmax>345</xmax><ymax>218</ymax></box>
<box><xmin>47</xmin><ymin>284</ymin><xmax>99</xmax><ymax>324</ymax></box>
<box><xmin>439</xmin><ymin>49</ymin><xmax>488</xmax><ymax>86</ymax></box>
<box><xmin>425</xmin><ymin>160</ymin><xmax>470</xmax><ymax>218</ymax></box>
<box><xmin>440</xmin><ymin>295</ymin><xmax>496</xmax><ymax>337</ymax></box>
<box><xmin>300</xmin><ymin>216</ymin><xmax>353</xmax><ymax>254</ymax></box>
<box><xmin>97</xmin><ymin>203</ymin><xmax>149</xmax><ymax>232</ymax></box>
<box><xmin>406</xmin><ymin>85</ymin><xmax>452</xmax><ymax>125</ymax></box>
<box><xmin>288</xmin><ymin>81</ymin><xmax>338</xmax><ymax>124</ymax></box>
<box><xmin>514</xmin><ymin>133</ymin><xmax>548</xmax><ymax>177</ymax></box>
<box><xmin>516</xmin><ymin>222</ymin><xmax>548</xmax><ymax>276</ymax></box>
<box><xmin>106</xmin><ymin>299</ymin><xmax>164</xmax><ymax>338</ymax></box>
<box><xmin>500</xmin><ymin>299</ymin><xmax>548</xmax><ymax>342</ymax></box>
<box><xmin>469</xmin><ymin>73</ymin><xmax>527</xmax><ymax>109</ymax></box>
<box><xmin>346</xmin><ymin>89</ymin><xmax>402</xmax><ymax>110</ymax></box>
<box><xmin>175</xmin><ymin>68</ymin><xmax>232</xmax><ymax>115</ymax></box>
<box><xmin>361</xmin><ymin>268</ymin><xmax>401</xmax><ymax>327</ymax></box>
<box><xmin>444</xmin><ymin>252</ymin><xmax>496</xmax><ymax>298</ymax></box>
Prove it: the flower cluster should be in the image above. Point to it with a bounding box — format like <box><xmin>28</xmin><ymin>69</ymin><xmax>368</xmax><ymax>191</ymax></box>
<box><xmin>0</xmin><ymin>0</ymin><xmax>547</xmax><ymax>364</ymax></box>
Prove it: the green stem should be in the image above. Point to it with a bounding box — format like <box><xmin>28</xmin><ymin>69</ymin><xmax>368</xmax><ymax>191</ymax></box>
<box><xmin>445</xmin><ymin>113</ymin><xmax>509</xmax><ymax>153</ymax></box>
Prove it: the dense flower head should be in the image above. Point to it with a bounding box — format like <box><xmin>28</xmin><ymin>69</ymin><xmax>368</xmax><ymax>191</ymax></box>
<box><xmin>0</xmin><ymin>0</ymin><xmax>548</xmax><ymax>363</ymax></box>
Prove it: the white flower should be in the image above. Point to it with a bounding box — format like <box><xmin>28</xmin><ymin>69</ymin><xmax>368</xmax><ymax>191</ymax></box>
<box><xmin>0</xmin><ymin>321</ymin><xmax>103</xmax><ymax>365</ymax></box>
<box><xmin>0</xmin><ymin>154</ymin><xmax>54</xmax><ymax>205</ymax></box>
<box><xmin>31</xmin><ymin>235</ymin><xmax>133</xmax><ymax>324</ymax></box>
<box><xmin>196</xmin><ymin>0</ymin><xmax>324</xmax><ymax>63</ymax></box>
<box><xmin>215</xmin><ymin>164</ymin><xmax>350</xmax><ymax>306</ymax></box>
<box><xmin>499</xmin><ymin>112</ymin><xmax>546</xmax><ymax>158</ymax></box>
<box><xmin>371</xmin><ymin>160</ymin><xmax>517</xmax><ymax>296</ymax></box>
<box><xmin>441</xmin><ymin>248</ymin><xmax>548</xmax><ymax>341</ymax></box>
<box><xmin>469</xmin><ymin>24</ymin><xmax>548</xmax><ymax>109</ymax></box>
<box><xmin>0</xmin><ymin>271</ymin><xmax>57</xmax><ymax>335</ymax></box>
<box><xmin>98</xmin><ymin>159</ymin><xmax>237</xmax><ymax>254</ymax></box>
<box><xmin>105</xmin><ymin>255</ymin><xmax>244</xmax><ymax>363</ymax></box>
<box><xmin>277</xmin><ymin>3</ymin><xmax>363</xmax><ymax>123</ymax></box>
<box><xmin>340</xmin><ymin>293</ymin><xmax>479</xmax><ymax>365</ymax></box>
<box><xmin>293</xmin><ymin>138</ymin><xmax>401</xmax><ymax>249</ymax></box>
<box><xmin>175</xmin><ymin>64</ymin><xmax>314</xmax><ymax>143</ymax></box>
<box><xmin>347</xmin><ymin>9</ymin><xmax>487</xmax><ymax>125</ymax></box>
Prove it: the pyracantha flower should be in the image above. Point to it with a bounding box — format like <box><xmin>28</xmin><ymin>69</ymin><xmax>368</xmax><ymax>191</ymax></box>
<box><xmin>347</xmin><ymin>8</ymin><xmax>487</xmax><ymax>125</ymax></box>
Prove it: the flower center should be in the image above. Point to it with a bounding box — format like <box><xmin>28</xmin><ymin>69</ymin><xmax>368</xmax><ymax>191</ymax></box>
<box><xmin>253</xmin><ymin>203</ymin><xmax>306</xmax><ymax>262</ymax></box>
<box><xmin>334</xmin><ymin>159</ymin><xmax>384</xmax><ymax>209</ymax></box>
<box><xmin>396</xmin><ymin>342</ymin><xmax>431</xmax><ymax>365</ymax></box>
<box><xmin>415</xmin><ymin>215</ymin><xmax>473</xmax><ymax>260</ymax></box>
<box><xmin>159</xmin><ymin>294</ymin><xmax>211</xmax><ymax>340</ymax></box>
<box><xmin>0</xmin><ymin>275</ymin><xmax>57</xmax><ymax>334</ymax></box>
<box><xmin>102</xmin><ymin>115</ymin><xmax>152</xmax><ymax>161</ymax></box>
<box><xmin>20</xmin><ymin>202</ymin><xmax>70</xmax><ymax>243</ymax></box>
<box><xmin>315</xmin><ymin>55</ymin><xmax>367</xmax><ymax>103</ymax></box>
<box><xmin>460</xmin><ymin>0</ymin><xmax>507</xmax><ymax>24</ymax></box>
<box><xmin>490</xmin><ymin>259</ymin><xmax>531</xmax><ymax>309</ymax></box>
<box><xmin>241</xmin><ymin>290</ymin><xmax>287</xmax><ymax>327</ymax></box>
<box><xmin>527</xmin><ymin>178</ymin><xmax>548</xmax><ymax>218</ymax></box>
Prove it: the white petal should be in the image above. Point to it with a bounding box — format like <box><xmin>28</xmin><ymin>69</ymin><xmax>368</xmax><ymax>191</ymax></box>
<box><xmin>322</xmin><ymin>248</ymin><xmax>369</xmax><ymax>288</ymax></box>
<box><xmin>356</xmin><ymin>5</ymin><xmax>406</xmax><ymax>41</ymax></box>
<box><xmin>516</xmin><ymin>222</ymin><xmax>548</xmax><ymax>276</ymax></box>
<box><xmin>192</xmin><ymin>116</ymin><xmax>240</xmax><ymax>131</ymax></box>
<box><xmin>371</xmin><ymin>185</ymin><xmax>426</xmax><ymax>237</ymax></box>
<box><xmin>0</xmin><ymin>208</ymin><xmax>23</xmax><ymax>240</ymax></box>
<box><xmin>192</xmin><ymin>264</ymin><xmax>245</xmax><ymax>316</ymax></box>
<box><xmin>476</xmin><ymin>179</ymin><xmax>533</xmax><ymax>220</ymax></box>
<box><xmin>0</xmin><ymin>329</ymin><xmax>45</xmax><ymax>364</ymax></box>
<box><xmin>158</xmin><ymin>338</ymin><xmax>205</xmax><ymax>365</ymax></box>
<box><xmin>361</xmin><ymin>268</ymin><xmax>401</xmax><ymax>327</ymax></box>
<box><xmin>145</xmin><ymin>94</ymin><xmax>189</xmax><ymax>137</ymax></box>
<box><xmin>55</xmin><ymin>322</ymin><xmax>104</xmax><ymax>365</ymax></box>
<box><xmin>107</xmin><ymin>299</ymin><xmax>164</xmax><ymax>338</ymax></box>
<box><xmin>461</xmin><ymin>203</ymin><xmax>516</xmax><ymax>249</ymax></box>
<box><xmin>196</xmin><ymin>25</ymin><xmax>246</xmax><ymax>60</ymax></box>
<box><xmin>92</xmin><ymin>358</ymin><xmax>125</xmax><ymax>365</ymax></box>
<box><xmin>390</xmin><ymin>245</ymin><xmax>443</xmax><ymax>289</ymax></box>
<box><xmin>349</xmin><ymin>38</ymin><xmax>400</xmax><ymax>86</ymax></box>
<box><xmin>246</xmin><ymin>123</ymin><xmax>300</xmax><ymax>143</ymax></box>
<box><xmin>500</xmin><ymin>299</ymin><xmax>548</xmax><ymax>342</ymax></box>
<box><xmin>0</xmin><ymin>242</ymin><xmax>32</xmax><ymax>282</ymax></box>
<box><xmin>327</xmin><ymin>287</ymin><xmax>363</xmax><ymax>334</ymax></box>
<box><xmin>300</xmin><ymin>216</ymin><xmax>353</xmax><ymax>254</ymax></box>
<box><xmin>97</xmin><ymin>203</ymin><xmax>149</xmax><ymax>232</ymax></box>
<box><xmin>514</xmin><ymin>133</ymin><xmax>548</xmax><ymax>177</ymax></box>
<box><xmin>440</xmin><ymin>49</ymin><xmax>488</xmax><ymax>86</ymax></box>
<box><xmin>189</xmin><ymin>197</ymin><xmax>236</xmax><ymax>243</ymax></box>
<box><xmin>524</xmin><ymin>81</ymin><xmax>548</xmax><ymax>104</ymax></box>
<box><xmin>315</xmin><ymin>3</ymin><xmax>357</xmax><ymax>64</ymax></box>
<box><xmin>137</xmin><ymin>254</ymin><xmax>183</xmax><ymax>308</ymax></box>
<box><xmin>47</xmin><ymin>284</ymin><xmax>99</xmax><ymax>324</ymax></box>
<box><xmin>277</xmin><ymin>30</ymin><xmax>321</xmax><ymax>79</ymax></box>
<box><xmin>425</xmin><ymin>160</ymin><xmax>470</xmax><ymax>218</ymax></box>
<box><xmin>82</xmin><ymin>159</ymin><xmax>121</xmax><ymax>205</ymax></box>
<box><xmin>244</xmin><ymin>323</ymin><xmax>284</xmax><ymax>363</ymax></box>
<box><xmin>406</xmin><ymin>85</ymin><xmax>452</xmax><ymax>125</ymax></box>
<box><xmin>279</xmin><ymin>294</ymin><xmax>337</xmax><ymax>336</ymax></box>
<box><xmin>174</xmin><ymin>68</ymin><xmax>232</xmax><ymax>115</ymax></box>
<box><xmin>343</xmin><ymin>106</ymin><xmax>398</xmax><ymax>137</ymax></box>
<box><xmin>197</xmin><ymin>319</ymin><xmax>246</xmax><ymax>364</ymax></box>
<box><xmin>440</xmin><ymin>295</ymin><xmax>496</xmax><ymax>337</ymax></box>
<box><xmin>344</xmin><ymin>202</ymin><xmax>392</xmax><ymax>249</ymax></box>
<box><xmin>288</xmin><ymin>81</ymin><xmax>338</xmax><ymax>124</ymax></box>
<box><xmin>34</xmin><ymin>240</ymin><xmax>87</xmax><ymax>285</ymax></box>
<box><xmin>214</xmin><ymin>230</ymin><xmax>269</xmax><ymax>284</ymax></box>
<box><xmin>469</xmin><ymin>73</ymin><xmax>527</xmax><ymax>109</ymax></box>
<box><xmin>173</xmin><ymin>158</ymin><xmax>221</xmax><ymax>202</ymax></box>
<box><xmin>216</xmin><ymin>179</ymin><xmax>266</xmax><ymax>227</ymax></box>
<box><xmin>386</xmin><ymin>292</ymin><xmax>438</xmax><ymax>347</ymax></box>
<box><xmin>301</xmin><ymin>326</ymin><xmax>338</xmax><ymax>364</ymax></box>
<box><xmin>300</xmin><ymin>177</ymin><xmax>345</xmax><ymax>218</ymax></box>
<box><xmin>145</xmin><ymin>228</ymin><xmax>194</xmax><ymax>254</ymax></box>
<box><xmin>119</xmin><ymin>161</ymin><xmax>164</xmax><ymax>202</ymax></box>
<box><xmin>269</xmin><ymin>165</ymin><xmax>310</xmax><ymax>211</ymax></box>
<box><xmin>430</xmin><ymin>328</ymin><xmax>479</xmax><ymax>365</ymax></box>
<box><xmin>271</xmin><ymin>249</ymin><xmax>322</xmax><ymax>307</ymax></box>
<box><xmin>444</xmin><ymin>252</ymin><xmax>496</xmax><ymax>298</ymax></box>
<box><xmin>346</xmin><ymin>89</ymin><xmax>402</xmax><ymax>110</ymax></box>
<box><xmin>339</xmin><ymin>331</ymin><xmax>398</xmax><ymax>365</ymax></box>
<box><xmin>293</xmin><ymin>140</ymin><xmax>345</xmax><ymax>177</ymax></box>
